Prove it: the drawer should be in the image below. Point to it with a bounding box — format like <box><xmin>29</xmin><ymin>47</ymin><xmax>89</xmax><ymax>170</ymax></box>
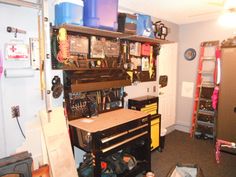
<box><xmin>151</xmin><ymin>118</ymin><xmax>160</xmax><ymax>125</ymax></box>
<box><xmin>128</xmin><ymin>96</ymin><xmax>158</xmax><ymax>108</ymax></box>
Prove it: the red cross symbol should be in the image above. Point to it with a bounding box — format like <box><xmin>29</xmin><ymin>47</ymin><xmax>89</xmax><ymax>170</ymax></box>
<box><xmin>10</xmin><ymin>45</ymin><xmax>17</xmax><ymax>52</ymax></box>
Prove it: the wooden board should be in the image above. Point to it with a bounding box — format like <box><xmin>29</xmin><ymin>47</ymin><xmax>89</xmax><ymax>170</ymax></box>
<box><xmin>69</xmin><ymin>108</ymin><xmax>148</xmax><ymax>132</ymax></box>
<box><xmin>39</xmin><ymin>107</ymin><xmax>77</xmax><ymax>177</ymax></box>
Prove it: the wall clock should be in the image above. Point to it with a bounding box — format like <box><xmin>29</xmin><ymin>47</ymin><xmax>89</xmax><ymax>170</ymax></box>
<box><xmin>184</xmin><ymin>48</ymin><xmax>196</xmax><ymax>61</ymax></box>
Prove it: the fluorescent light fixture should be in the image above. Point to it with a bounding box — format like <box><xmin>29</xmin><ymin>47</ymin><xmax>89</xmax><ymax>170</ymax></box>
<box><xmin>218</xmin><ymin>11</ymin><xmax>236</xmax><ymax>27</ymax></box>
<box><xmin>224</xmin><ymin>0</ymin><xmax>236</xmax><ymax>9</ymax></box>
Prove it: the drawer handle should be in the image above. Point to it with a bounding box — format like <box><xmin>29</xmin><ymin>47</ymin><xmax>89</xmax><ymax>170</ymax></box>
<box><xmin>101</xmin><ymin>131</ymin><xmax>148</xmax><ymax>153</ymax></box>
<box><xmin>234</xmin><ymin>107</ymin><xmax>236</xmax><ymax>113</ymax></box>
<box><xmin>101</xmin><ymin>131</ymin><xmax>128</xmax><ymax>143</ymax></box>
<box><xmin>101</xmin><ymin>124</ymin><xmax>148</xmax><ymax>143</ymax></box>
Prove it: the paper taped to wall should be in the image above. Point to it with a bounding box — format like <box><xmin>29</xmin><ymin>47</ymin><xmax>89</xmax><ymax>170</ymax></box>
<box><xmin>181</xmin><ymin>81</ymin><xmax>194</xmax><ymax>98</ymax></box>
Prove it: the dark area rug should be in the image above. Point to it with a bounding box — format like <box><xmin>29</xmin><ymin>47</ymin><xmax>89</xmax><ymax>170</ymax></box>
<box><xmin>151</xmin><ymin>130</ymin><xmax>236</xmax><ymax>177</ymax></box>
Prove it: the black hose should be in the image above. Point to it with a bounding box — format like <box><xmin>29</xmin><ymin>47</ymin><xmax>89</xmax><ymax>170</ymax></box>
<box><xmin>16</xmin><ymin>116</ymin><xmax>26</xmax><ymax>139</ymax></box>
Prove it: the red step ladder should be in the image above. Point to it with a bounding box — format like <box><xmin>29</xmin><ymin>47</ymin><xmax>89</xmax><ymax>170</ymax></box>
<box><xmin>190</xmin><ymin>40</ymin><xmax>220</xmax><ymax>138</ymax></box>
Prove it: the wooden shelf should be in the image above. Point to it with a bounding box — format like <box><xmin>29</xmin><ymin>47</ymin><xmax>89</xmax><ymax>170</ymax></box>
<box><xmin>122</xmin><ymin>35</ymin><xmax>172</xmax><ymax>44</ymax></box>
<box><xmin>53</xmin><ymin>24</ymin><xmax>172</xmax><ymax>44</ymax></box>
<box><xmin>54</xmin><ymin>24</ymin><xmax>124</xmax><ymax>38</ymax></box>
<box><xmin>71</xmin><ymin>79</ymin><xmax>131</xmax><ymax>92</ymax></box>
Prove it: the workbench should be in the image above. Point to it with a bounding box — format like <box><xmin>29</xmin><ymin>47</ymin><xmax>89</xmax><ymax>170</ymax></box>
<box><xmin>69</xmin><ymin>108</ymin><xmax>151</xmax><ymax>176</ymax></box>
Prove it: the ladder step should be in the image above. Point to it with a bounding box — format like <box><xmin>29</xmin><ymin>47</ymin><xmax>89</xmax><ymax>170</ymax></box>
<box><xmin>198</xmin><ymin>110</ymin><xmax>215</xmax><ymax>116</ymax></box>
<box><xmin>197</xmin><ymin>120</ymin><xmax>214</xmax><ymax>127</ymax></box>
<box><xmin>195</xmin><ymin>132</ymin><xmax>214</xmax><ymax>139</ymax></box>
<box><xmin>202</xmin><ymin>56</ymin><xmax>216</xmax><ymax>60</ymax></box>
<box><xmin>199</xmin><ymin>71</ymin><xmax>214</xmax><ymax>75</ymax></box>
<box><xmin>199</xmin><ymin>98</ymin><xmax>212</xmax><ymax>102</ymax></box>
<box><xmin>199</xmin><ymin>98</ymin><xmax>212</xmax><ymax>101</ymax></box>
<box><xmin>201</xmin><ymin>82</ymin><xmax>215</xmax><ymax>88</ymax></box>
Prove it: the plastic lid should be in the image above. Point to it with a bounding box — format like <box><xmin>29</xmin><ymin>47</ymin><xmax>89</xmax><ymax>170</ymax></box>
<box><xmin>54</xmin><ymin>0</ymin><xmax>84</xmax><ymax>6</ymax></box>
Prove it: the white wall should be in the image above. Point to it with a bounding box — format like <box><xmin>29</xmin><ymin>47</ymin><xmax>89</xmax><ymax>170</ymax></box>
<box><xmin>0</xmin><ymin>4</ymin><xmax>40</xmax><ymax>157</ymax></box>
<box><xmin>0</xmin><ymin>3</ymin><xmax>63</xmax><ymax>158</ymax></box>
<box><xmin>176</xmin><ymin>19</ymin><xmax>236</xmax><ymax>132</ymax></box>
<box><xmin>124</xmin><ymin>81</ymin><xmax>159</xmax><ymax>107</ymax></box>
<box><xmin>0</xmin><ymin>76</ymin><xmax>6</xmax><ymax>157</ymax></box>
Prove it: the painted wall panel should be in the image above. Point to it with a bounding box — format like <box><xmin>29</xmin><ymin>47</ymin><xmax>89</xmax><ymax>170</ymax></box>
<box><xmin>0</xmin><ymin>3</ymin><xmax>63</xmax><ymax>157</ymax></box>
<box><xmin>176</xmin><ymin>19</ymin><xmax>236</xmax><ymax>132</ymax></box>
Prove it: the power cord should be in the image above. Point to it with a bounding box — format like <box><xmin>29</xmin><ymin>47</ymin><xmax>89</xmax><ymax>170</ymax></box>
<box><xmin>12</xmin><ymin>106</ymin><xmax>25</xmax><ymax>139</ymax></box>
<box><xmin>16</xmin><ymin>116</ymin><xmax>26</xmax><ymax>139</ymax></box>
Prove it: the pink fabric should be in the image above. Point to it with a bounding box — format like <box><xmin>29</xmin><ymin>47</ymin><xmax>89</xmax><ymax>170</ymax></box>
<box><xmin>212</xmin><ymin>86</ymin><xmax>219</xmax><ymax>110</ymax></box>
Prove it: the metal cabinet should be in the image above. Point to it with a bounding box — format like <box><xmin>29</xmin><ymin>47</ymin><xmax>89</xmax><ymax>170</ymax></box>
<box><xmin>128</xmin><ymin>95</ymin><xmax>161</xmax><ymax>151</ymax></box>
<box><xmin>69</xmin><ymin>109</ymin><xmax>151</xmax><ymax>176</ymax></box>
<box><xmin>217</xmin><ymin>46</ymin><xmax>236</xmax><ymax>142</ymax></box>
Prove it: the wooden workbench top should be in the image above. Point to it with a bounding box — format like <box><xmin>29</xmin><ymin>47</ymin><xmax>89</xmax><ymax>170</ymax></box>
<box><xmin>68</xmin><ymin>109</ymin><xmax>149</xmax><ymax>132</ymax></box>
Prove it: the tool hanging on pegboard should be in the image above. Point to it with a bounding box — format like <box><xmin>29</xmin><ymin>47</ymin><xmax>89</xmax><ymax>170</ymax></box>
<box><xmin>7</xmin><ymin>26</ymin><xmax>27</xmax><ymax>38</ymax></box>
<box><xmin>57</xmin><ymin>28</ymin><xmax>70</xmax><ymax>64</ymax></box>
<box><xmin>153</xmin><ymin>21</ymin><xmax>168</xmax><ymax>40</ymax></box>
<box><xmin>51</xmin><ymin>76</ymin><xmax>63</xmax><ymax>99</ymax></box>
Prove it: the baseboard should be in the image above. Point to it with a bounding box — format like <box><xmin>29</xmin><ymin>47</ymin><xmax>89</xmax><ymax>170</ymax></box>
<box><xmin>174</xmin><ymin>121</ymin><xmax>191</xmax><ymax>133</ymax></box>
<box><xmin>166</xmin><ymin>125</ymin><xmax>176</xmax><ymax>134</ymax></box>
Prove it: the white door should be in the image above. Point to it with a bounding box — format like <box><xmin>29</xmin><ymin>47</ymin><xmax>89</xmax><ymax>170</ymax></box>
<box><xmin>158</xmin><ymin>43</ymin><xmax>177</xmax><ymax>131</ymax></box>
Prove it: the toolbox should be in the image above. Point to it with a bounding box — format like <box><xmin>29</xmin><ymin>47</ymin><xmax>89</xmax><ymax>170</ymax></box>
<box><xmin>128</xmin><ymin>95</ymin><xmax>160</xmax><ymax>150</ymax></box>
<box><xmin>69</xmin><ymin>109</ymin><xmax>151</xmax><ymax>176</ymax></box>
<box><xmin>128</xmin><ymin>95</ymin><xmax>159</xmax><ymax>117</ymax></box>
<box><xmin>118</xmin><ymin>13</ymin><xmax>137</xmax><ymax>34</ymax></box>
<box><xmin>54</xmin><ymin>0</ymin><xmax>84</xmax><ymax>26</ymax></box>
<box><xmin>83</xmin><ymin>0</ymin><xmax>118</xmax><ymax>31</ymax></box>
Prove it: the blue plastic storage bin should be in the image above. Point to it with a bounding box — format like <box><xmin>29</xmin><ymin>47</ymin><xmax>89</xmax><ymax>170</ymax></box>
<box><xmin>55</xmin><ymin>0</ymin><xmax>83</xmax><ymax>26</ymax></box>
<box><xmin>83</xmin><ymin>0</ymin><xmax>118</xmax><ymax>31</ymax></box>
<box><xmin>136</xmin><ymin>14</ymin><xmax>154</xmax><ymax>38</ymax></box>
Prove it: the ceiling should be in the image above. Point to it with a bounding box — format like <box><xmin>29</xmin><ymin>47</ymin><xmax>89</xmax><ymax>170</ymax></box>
<box><xmin>119</xmin><ymin>0</ymin><xmax>227</xmax><ymax>24</ymax></box>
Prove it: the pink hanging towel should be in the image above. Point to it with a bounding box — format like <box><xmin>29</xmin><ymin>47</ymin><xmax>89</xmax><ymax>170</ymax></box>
<box><xmin>212</xmin><ymin>86</ymin><xmax>219</xmax><ymax>110</ymax></box>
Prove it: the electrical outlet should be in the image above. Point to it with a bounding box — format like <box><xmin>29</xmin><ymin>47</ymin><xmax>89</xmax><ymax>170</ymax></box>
<box><xmin>11</xmin><ymin>106</ymin><xmax>20</xmax><ymax>118</ymax></box>
<box><xmin>153</xmin><ymin>86</ymin><xmax>156</xmax><ymax>92</ymax></box>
